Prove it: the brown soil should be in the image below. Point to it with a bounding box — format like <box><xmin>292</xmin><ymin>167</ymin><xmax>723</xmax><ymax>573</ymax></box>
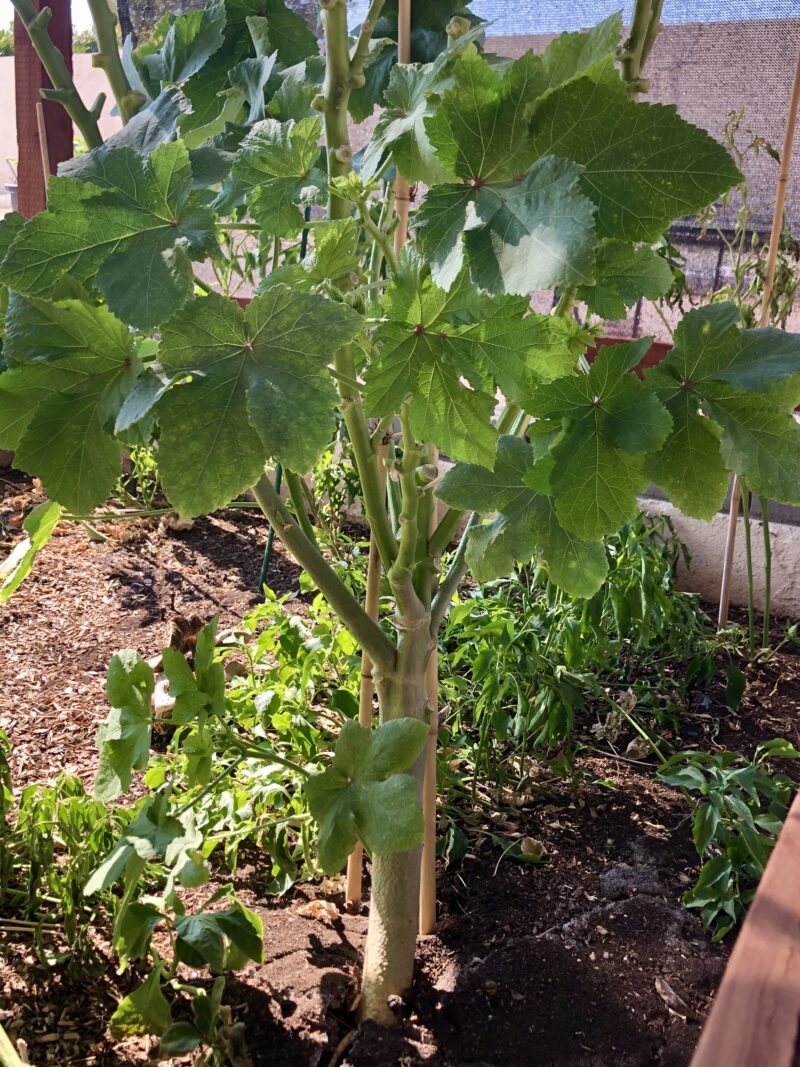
<box><xmin>1</xmin><ymin>471</ymin><xmax>799</xmax><ymax>1067</ymax></box>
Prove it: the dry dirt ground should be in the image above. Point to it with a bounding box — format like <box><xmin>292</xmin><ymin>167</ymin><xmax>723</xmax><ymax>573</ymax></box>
<box><xmin>2</xmin><ymin>470</ymin><xmax>799</xmax><ymax>1067</ymax></box>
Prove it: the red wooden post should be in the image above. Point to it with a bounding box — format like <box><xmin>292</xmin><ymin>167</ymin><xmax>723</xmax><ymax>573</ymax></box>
<box><xmin>14</xmin><ymin>0</ymin><xmax>73</xmax><ymax>217</ymax></box>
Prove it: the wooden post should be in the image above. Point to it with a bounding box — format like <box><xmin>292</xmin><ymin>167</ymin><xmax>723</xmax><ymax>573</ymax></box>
<box><xmin>14</xmin><ymin>0</ymin><xmax>74</xmax><ymax>217</ymax></box>
<box><xmin>717</xmin><ymin>42</ymin><xmax>800</xmax><ymax>627</ymax></box>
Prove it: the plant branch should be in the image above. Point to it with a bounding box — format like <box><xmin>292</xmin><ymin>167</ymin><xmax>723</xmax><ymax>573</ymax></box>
<box><xmin>318</xmin><ymin>0</ymin><xmax>397</xmax><ymax>571</ymax></box>
<box><xmin>428</xmin><ymin>505</ymin><xmax>464</xmax><ymax>558</ymax></box>
<box><xmin>11</xmin><ymin>0</ymin><xmax>104</xmax><ymax>148</ymax></box>
<box><xmin>430</xmin><ymin>513</ymin><xmax>477</xmax><ymax>633</ymax></box>
<box><xmin>252</xmin><ymin>472</ymin><xmax>395</xmax><ymax>672</ymax></box>
<box><xmin>284</xmin><ymin>469</ymin><xmax>319</xmax><ymax>547</ymax></box>
<box><xmin>620</xmin><ymin>0</ymin><xmax>663</xmax><ymax>98</ymax></box>
<box><xmin>349</xmin><ymin>0</ymin><xmax>386</xmax><ymax>84</ymax></box>
<box><xmin>388</xmin><ymin>403</ymin><xmax>426</xmax><ymax>620</ymax></box>
<box><xmin>357</xmin><ymin>200</ymin><xmax>398</xmax><ymax>274</ymax></box>
<box><xmin>86</xmin><ymin>0</ymin><xmax>143</xmax><ymax>123</ymax></box>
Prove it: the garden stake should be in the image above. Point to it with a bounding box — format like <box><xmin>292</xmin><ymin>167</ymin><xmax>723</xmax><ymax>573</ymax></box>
<box><xmin>34</xmin><ymin>102</ymin><xmax>49</xmax><ymax>182</ymax></box>
<box><xmin>393</xmin><ymin>0</ymin><xmax>411</xmax><ymax>259</ymax></box>
<box><xmin>760</xmin><ymin>496</ymin><xmax>772</xmax><ymax>648</ymax></box>
<box><xmin>718</xmin><ymin>41</ymin><xmax>800</xmax><ymax>628</ymax></box>
<box><xmin>346</xmin><ymin>446</ymin><xmax>388</xmax><ymax>907</ymax></box>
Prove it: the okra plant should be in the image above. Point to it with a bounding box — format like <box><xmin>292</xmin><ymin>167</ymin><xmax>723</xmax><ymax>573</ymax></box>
<box><xmin>4</xmin><ymin>0</ymin><xmax>800</xmax><ymax>1026</ymax></box>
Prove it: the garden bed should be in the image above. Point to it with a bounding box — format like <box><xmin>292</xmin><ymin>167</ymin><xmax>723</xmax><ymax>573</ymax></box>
<box><xmin>1</xmin><ymin>471</ymin><xmax>799</xmax><ymax>1066</ymax></box>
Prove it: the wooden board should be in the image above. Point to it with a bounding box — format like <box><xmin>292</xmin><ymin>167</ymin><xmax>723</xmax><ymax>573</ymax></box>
<box><xmin>691</xmin><ymin>792</ymin><xmax>800</xmax><ymax>1067</ymax></box>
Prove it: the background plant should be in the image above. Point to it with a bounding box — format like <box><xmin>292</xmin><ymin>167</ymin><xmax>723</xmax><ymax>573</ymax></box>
<box><xmin>658</xmin><ymin>739</ymin><xmax>800</xmax><ymax>939</ymax></box>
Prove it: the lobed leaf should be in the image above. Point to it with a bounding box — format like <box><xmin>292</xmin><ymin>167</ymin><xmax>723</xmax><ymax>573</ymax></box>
<box><xmin>0</xmin><ymin>143</ymin><xmax>215</xmax><ymax>330</ymax></box>
<box><xmin>305</xmin><ymin>719</ymin><xmax>429</xmax><ymax>874</ymax></box>
<box><xmin>436</xmin><ymin>434</ymin><xmax>609</xmax><ymax>597</ymax></box>
<box><xmin>155</xmin><ymin>288</ymin><xmax>362</xmax><ymax>516</ymax></box>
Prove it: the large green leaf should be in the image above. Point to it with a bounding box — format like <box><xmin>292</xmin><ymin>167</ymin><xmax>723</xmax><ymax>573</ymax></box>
<box><xmin>0</xmin><ymin>143</ymin><xmax>215</xmax><ymax>330</ymax></box>
<box><xmin>0</xmin><ymin>296</ymin><xmax>141</xmax><ymax>511</ymax></box>
<box><xmin>162</xmin><ymin>0</ymin><xmax>226</xmax><ymax>84</ymax></box>
<box><xmin>530</xmin><ymin>75</ymin><xmax>742</xmax><ymax>242</ymax></box>
<box><xmin>359</xmin><ymin>24</ymin><xmax>486</xmax><ymax>184</ymax></box>
<box><xmin>229</xmin><ymin>52</ymin><xmax>278</xmax><ymax>124</ymax></box>
<box><xmin>218</xmin><ymin>117</ymin><xmax>324</xmax><ymax>235</ymax></box>
<box><xmin>305</xmin><ymin>719</ymin><xmax>429</xmax><ymax>874</ymax></box>
<box><xmin>95</xmin><ymin>651</ymin><xmax>156</xmax><ymax>803</ymax></box>
<box><xmin>646</xmin><ymin>305</ymin><xmax>800</xmax><ymax>514</ymax></box>
<box><xmin>0</xmin><ymin>211</ymin><xmax>24</xmax><ymax>349</ymax></box>
<box><xmin>463</xmin><ymin>157</ymin><xmax>597</xmax><ymax>296</ymax></box>
<box><xmin>518</xmin><ymin>13</ymin><xmax>621</xmax><ymax>103</ymax></box>
<box><xmin>529</xmin><ymin>338</ymin><xmax>673</xmax><ymax>539</ymax></box>
<box><xmin>155</xmin><ymin>288</ymin><xmax>362</xmax><ymax>516</ymax></box>
<box><xmin>361</xmin><ymin>62</ymin><xmax>456</xmax><ymax>185</ymax></box>
<box><xmin>226</xmin><ymin>0</ymin><xmax>317</xmax><ymax>67</ymax></box>
<box><xmin>365</xmin><ymin>269</ymin><xmax>576</xmax><ymax>464</ymax></box>
<box><xmin>411</xmin><ymin>49</ymin><xmax>596</xmax><ymax>293</ymax></box>
<box><xmin>59</xmin><ymin>89</ymin><xmax>192</xmax><ymax>180</ymax></box>
<box><xmin>576</xmin><ymin>239</ymin><xmax>674</xmax><ymax>320</ymax></box>
<box><xmin>436</xmin><ymin>435</ymin><xmax>608</xmax><ymax>597</ymax></box>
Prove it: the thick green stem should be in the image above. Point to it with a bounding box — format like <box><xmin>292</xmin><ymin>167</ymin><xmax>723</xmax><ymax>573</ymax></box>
<box><xmin>552</xmin><ymin>286</ymin><xmax>577</xmax><ymax>317</ymax></box>
<box><xmin>620</xmin><ymin>0</ymin><xmax>663</xmax><ymax>98</ymax></box>
<box><xmin>252</xmin><ymin>473</ymin><xmax>395</xmax><ymax>673</ymax></box>
<box><xmin>86</xmin><ymin>0</ymin><xmax>143</xmax><ymax>123</ymax></box>
<box><xmin>284</xmin><ymin>469</ymin><xmax>318</xmax><ymax>547</ymax></box>
<box><xmin>360</xmin><ymin>621</ymin><xmax>432</xmax><ymax>1024</ymax></box>
<box><xmin>430</xmin><ymin>514</ymin><xmax>478</xmax><ymax>634</ymax></box>
<box><xmin>618</xmin><ymin>0</ymin><xmax>665</xmax><ymax>96</ymax></box>
<box><xmin>759</xmin><ymin>496</ymin><xmax>772</xmax><ymax>649</ymax></box>
<box><xmin>11</xmin><ymin>0</ymin><xmax>104</xmax><ymax>148</ymax></box>
<box><xmin>319</xmin><ymin>0</ymin><xmax>397</xmax><ymax>571</ymax></box>
<box><xmin>388</xmin><ymin>403</ymin><xmax>426</xmax><ymax>622</ymax></box>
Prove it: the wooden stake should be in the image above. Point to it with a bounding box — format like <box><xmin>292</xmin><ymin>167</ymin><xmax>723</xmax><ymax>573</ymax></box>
<box><xmin>393</xmin><ymin>0</ymin><xmax>411</xmax><ymax>258</ymax></box>
<box><xmin>388</xmin><ymin>0</ymin><xmax>437</xmax><ymax>936</ymax></box>
<box><xmin>35</xmin><ymin>101</ymin><xmax>50</xmax><ymax>186</ymax></box>
<box><xmin>419</xmin><ymin>449</ymin><xmax>439</xmax><ymax>936</ymax></box>
<box><xmin>345</xmin><ymin>449</ymin><xmax>387</xmax><ymax>908</ymax></box>
<box><xmin>717</xmin><ymin>42</ymin><xmax>800</xmax><ymax>628</ymax></box>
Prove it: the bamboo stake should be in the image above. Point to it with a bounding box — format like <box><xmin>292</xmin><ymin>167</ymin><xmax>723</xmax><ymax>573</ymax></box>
<box><xmin>388</xmin><ymin>0</ymin><xmax>438</xmax><ymax>936</ymax></box>
<box><xmin>393</xmin><ymin>0</ymin><xmax>411</xmax><ymax>258</ymax></box>
<box><xmin>345</xmin><ymin>448</ymin><xmax>388</xmax><ymax>908</ymax></box>
<box><xmin>34</xmin><ymin>101</ymin><xmax>50</xmax><ymax>183</ymax></box>
<box><xmin>419</xmin><ymin>449</ymin><xmax>439</xmax><ymax>935</ymax></box>
<box><xmin>718</xmin><ymin>42</ymin><xmax>800</xmax><ymax>628</ymax></box>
